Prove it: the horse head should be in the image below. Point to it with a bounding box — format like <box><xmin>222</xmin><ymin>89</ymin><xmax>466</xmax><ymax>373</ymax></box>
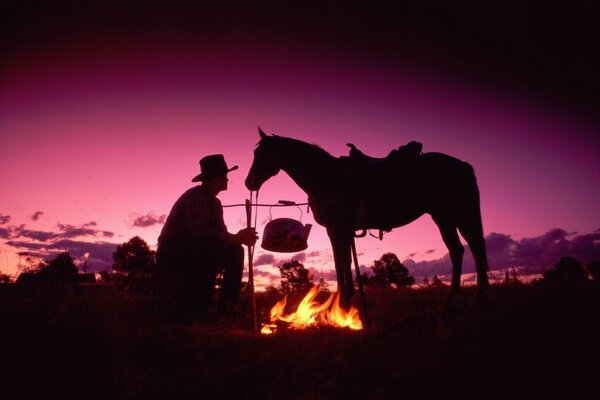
<box><xmin>245</xmin><ymin>128</ymin><xmax>282</xmax><ymax>191</ymax></box>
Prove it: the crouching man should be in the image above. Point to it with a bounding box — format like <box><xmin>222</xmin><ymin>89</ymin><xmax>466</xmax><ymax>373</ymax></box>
<box><xmin>157</xmin><ymin>154</ymin><xmax>257</xmax><ymax>320</ymax></box>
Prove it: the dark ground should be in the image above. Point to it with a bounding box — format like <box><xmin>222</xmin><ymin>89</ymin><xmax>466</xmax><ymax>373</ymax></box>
<box><xmin>1</xmin><ymin>281</ymin><xmax>599</xmax><ymax>399</ymax></box>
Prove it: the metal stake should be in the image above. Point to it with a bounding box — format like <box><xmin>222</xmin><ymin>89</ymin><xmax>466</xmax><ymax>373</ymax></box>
<box><xmin>245</xmin><ymin>198</ymin><xmax>259</xmax><ymax>333</ymax></box>
<box><xmin>351</xmin><ymin>238</ymin><xmax>370</xmax><ymax>329</ymax></box>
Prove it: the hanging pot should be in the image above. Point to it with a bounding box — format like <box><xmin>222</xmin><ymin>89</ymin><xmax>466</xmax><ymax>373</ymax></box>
<box><xmin>261</xmin><ymin>218</ymin><xmax>312</xmax><ymax>253</ymax></box>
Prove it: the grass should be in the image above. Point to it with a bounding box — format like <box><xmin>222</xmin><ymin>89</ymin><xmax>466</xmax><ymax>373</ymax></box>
<box><xmin>1</xmin><ymin>280</ymin><xmax>599</xmax><ymax>399</ymax></box>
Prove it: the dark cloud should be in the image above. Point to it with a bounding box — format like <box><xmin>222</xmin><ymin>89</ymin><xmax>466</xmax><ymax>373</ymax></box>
<box><xmin>0</xmin><ymin>227</ymin><xmax>13</xmax><ymax>239</ymax></box>
<box><xmin>254</xmin><ymin>253</ymin><xmax>276</xmax><ymax>267</ymax></box>
<box><xmin>30</xmin><ymin>211</ymin><xmax>44</xmax><ymax>221</ymax></box>
<box><xmin>56</xmin><ymin>223</ymin><xmax>114</xmax><ymax>238</ymax></box>
<box><xmin>17</xmin><ymin>228</ymin><xmax>57</xmax><ymax>242</ymax></box>
<box><xmin>307</xmin><ymin>251</ymin><xmax>321</xmax><ymax>258</ymax></box>
<box><xmin>1</xmin><ymin>220</ymin><xmax>117</xmax><ymax>271</ymax></box>
<box><xmin>6</xmin><ymin>239</ymin><xmax>117</xmax><ymax>272</ymax></box>
<box><xmin>253</xmin><ymin>269</ymin><xmax>280</xmax><ymax>280</ymax></box>
<box><xmin>403</xmin><ymin>228</ymin><xmax>600</xmax><ymax>279</ymax></box>
<box><xmin>293</xmin><ymin>252</ymin><xmax>307</xmax><ymax>262</ymax></box>
<box><xmin>128</xmin><ymin>212</ymin><xmax>167</xmax><ymax>228</ymax></box>
<box><xmin>0</xmin><ymin>214</ymin><xmax>10</xmax><ymax>225</ymax></box>
<box><xmin>1</xmin><ymin>222</ymin><xmax>114</xmax><ymax>241</ymax></box>
<box><xmin>485</xmin><ymin>232</ymin><xmax>516</xmax><ymax>255</ymax></box>
<box><xmin>310</xmin><ymin>268</ymin><xmax>337</xmax><ymax>283</ymax></box>
<box><xmin>403</xmin><ymin>256</ymin><xmax>453</xmax><ymax>279</ymax></box>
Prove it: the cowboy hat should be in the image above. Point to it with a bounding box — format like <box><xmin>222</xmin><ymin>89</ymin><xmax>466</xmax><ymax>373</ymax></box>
<box><xmin>192</xmin><ymin>154</ymin><xmax>239</xmax><ymax>182</ymax></box>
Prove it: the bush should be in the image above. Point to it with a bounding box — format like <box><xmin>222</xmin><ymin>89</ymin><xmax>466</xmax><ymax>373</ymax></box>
<box><xmin>543</xmin><ymin>257</ymin><xmax>589</xmax><ymax>281</ymax></box>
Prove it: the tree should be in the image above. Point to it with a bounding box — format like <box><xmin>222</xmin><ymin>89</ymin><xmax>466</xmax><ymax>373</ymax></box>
<box><xmin>17</xmin><ymin>252</ymin><xmax>42</xmax><ymax>273</ymax></box>
<box><xmin>279</xmin><ymin>259</ymin><xmax>312</xmax><ymax>293</ymax></box>
<box><xmin>370</xmin><ymin>252</ymin><xmax>415</xmax><ymax>288</ymax></box>
<box><xmin>317</xmin><ymin>276</ymin><xmax>331</xmax><ymax>293</ymax></box>
<box><xmin>39</xmin><ymin>252</ymin><xmax>78</xmax><ymax>282</ymax></box>
<box><xmin>429</xmin><ymin>274</ymin><xmax>446</xmax><ymax>289</ymax></box>
<box><xmin>543</xmin><ymin>257</ymin><xmax>588</xmax><ymax>282</ymax></box>
<box><xmin>265</xmin><ymin>284</ymin><xmax>280</xmax><ymax>293</ymax></box>
<box><xmin>112</xmin><ymin>236</ymin><xmax>156</xmax><ymax>276</ymax></box>
<box><xmin>587</xmin><ymin>261</ymin><xmax>600</xmax><ymax>281</ymax></box>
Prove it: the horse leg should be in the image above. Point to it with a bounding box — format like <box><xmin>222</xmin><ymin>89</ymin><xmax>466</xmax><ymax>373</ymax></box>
<box><xmin>458</xmin><ymin>219</ymin><xmax>490</xmax><ymax>297</ymax></box>
<box><xmin>327</xmin><ymin>228</ymin><xmax>354</xmax><ymax>308</ymax></box>
<box><xmin>433</xmin><ymin>219</ymin><xmax>464</xmax><ymax>300</ymax></box>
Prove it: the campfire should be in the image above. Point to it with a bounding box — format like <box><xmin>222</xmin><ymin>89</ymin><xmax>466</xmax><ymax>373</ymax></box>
<box><xmin>260</xmin><ymin>286</ymin><xmax>363</xmax><ymax>334</ymax></box>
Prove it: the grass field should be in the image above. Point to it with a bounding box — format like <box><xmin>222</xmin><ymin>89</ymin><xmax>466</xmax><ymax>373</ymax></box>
<box><xmin>1</xmin><ymin>280</ymin><xmax>599</xmax><ymax>399</ymax></box>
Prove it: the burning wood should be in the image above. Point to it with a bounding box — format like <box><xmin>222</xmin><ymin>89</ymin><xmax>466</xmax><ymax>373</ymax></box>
<box><xmin>260</xmin><ymin>286</ymin><xmax>363</xmax><ymax>334</ymax></box>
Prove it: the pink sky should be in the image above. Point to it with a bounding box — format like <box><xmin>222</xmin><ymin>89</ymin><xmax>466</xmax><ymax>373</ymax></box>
<box><xmin>1</xmin><ymin>4</ymin><xmax>599</xmax><ymax>287</ymax></box>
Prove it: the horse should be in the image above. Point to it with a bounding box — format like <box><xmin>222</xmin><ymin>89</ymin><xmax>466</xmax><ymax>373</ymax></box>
<box><xmin>246</xmin><ymin>129</ymin><xmax>490</xmax><ymax>305</ymax></box>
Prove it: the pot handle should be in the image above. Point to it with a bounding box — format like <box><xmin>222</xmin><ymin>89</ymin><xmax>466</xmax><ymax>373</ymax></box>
<box><xmin>267</xmin><ymin>200</ymin><xmax>304</xmax><ymax>222</ymax></box>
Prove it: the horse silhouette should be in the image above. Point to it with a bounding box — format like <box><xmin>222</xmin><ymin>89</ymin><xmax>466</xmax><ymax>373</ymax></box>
<box><xmin>246</xmin><ymin>129</ymin><xmax>490</xmax><ymax>304</ymax></box>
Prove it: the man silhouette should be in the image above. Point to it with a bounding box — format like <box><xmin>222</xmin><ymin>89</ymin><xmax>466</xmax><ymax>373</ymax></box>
<box><xmin>157</xmin><ymin>154</ymin><xmax>257</xmax><ymax>319</ymax></box>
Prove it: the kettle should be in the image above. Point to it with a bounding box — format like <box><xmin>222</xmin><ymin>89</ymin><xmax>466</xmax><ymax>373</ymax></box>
<box><xmin>261</xmin><ymin>218</ymin><xmax>312</xmax><ymax>253</ymax></box>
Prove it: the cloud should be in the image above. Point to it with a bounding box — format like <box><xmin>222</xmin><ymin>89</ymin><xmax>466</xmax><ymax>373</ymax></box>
<box><xmin>56</xmin><ymin>223</ymin><xmax>114</xmax><ymax>238</ymax></box>
<box><xmin>5</xmin><ymin>222</ymin><xmax>115</xmax><ymax>241</ymax></box>
<box><xmin>485</xmin><ymin>232</ymin><xmax>516</xmax><ymax>255</ymax></box>
<box><xmin>30</xmin><ymin>211</ymin><xmax>44</xmax><ymax>221</ymax></box>
<box><xmin>402</xmin><ymin>228</ymin><xmax>600</xmax><ymax>278</ymax></box>
<box><xmin>253</xmin><ymin>268</ymin><xmax>280</xmax><ymax>280</ymax></box>
<box><xmin>6</xmin><ymin>239</ymin><xmax>117</xmax><ymax>272</ymax></box>
<box><xmin>293</xmin><ymin>252</ymin><xmax>307</xmax><ymax>262</ymax></box>
<box><xmin>254</xmin><ymin>253</ymin><xmax>276</xmax><ymax>266</ymax></box>
<box><xmin>16</xmin><ymin>227</ymin><xmax>57</xmax><ymax>242</ymax></box>
<box><xmin>128</xmin><ymin>212</ymin><xmax>167</xmax><ymax>228</ymax></box>
<box><xmin>0</xmin><ymin>214</ymin><xmax>10</xmax><ymax>225</ymax></box>
<box><xmin>519</xmin><ymin>229</ymin><xmax>600</xmax><ymax>266</ymax></box>
<box><xmin>309</xmin><ymin>267</ymin><xmax>337</xmax><ymax>282</ymax></box>
<box><xmin>1</xmin><ymin>220</ymin><xmax>118</xmax><ymax>272</ymax></box>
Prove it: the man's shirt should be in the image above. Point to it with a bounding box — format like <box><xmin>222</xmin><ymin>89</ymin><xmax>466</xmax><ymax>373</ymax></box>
<box><xmin>158</xmin><ymin>185</ymin><xmax>229</xmax><ymax>247</ymax></box>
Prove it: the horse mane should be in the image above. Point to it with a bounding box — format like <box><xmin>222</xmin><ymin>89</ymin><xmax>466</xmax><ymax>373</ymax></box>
<box><xmin>270</xmin><ymin>135</ymin><xmax>335</xmax><ymax>161</ymax></box>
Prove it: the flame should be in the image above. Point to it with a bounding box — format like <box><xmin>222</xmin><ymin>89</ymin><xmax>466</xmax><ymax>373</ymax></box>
<box><xmin>260</xmin><ymin>286</ymin><xmax>363</xmax><ymax>334</ymax></box>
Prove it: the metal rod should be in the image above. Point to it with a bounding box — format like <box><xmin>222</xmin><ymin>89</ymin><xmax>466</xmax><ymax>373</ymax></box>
<box><xmin>245</xmin><ymin>198</ymin><xmax>259</xmax><ymax>333</ymax></box>
<box><xmin>351</xmin><ymin>238</ymin><xmax>370</xmax><ymax>329</ymax></box>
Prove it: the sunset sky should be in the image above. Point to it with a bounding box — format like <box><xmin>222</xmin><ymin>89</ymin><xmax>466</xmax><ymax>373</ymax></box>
<box><xmin>1</xmin><ymin>2</ymin><xmax>598</xmax><ymax>288</ymax></box>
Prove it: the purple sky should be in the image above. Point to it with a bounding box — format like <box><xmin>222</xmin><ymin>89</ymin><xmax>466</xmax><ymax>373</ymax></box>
<box><xmin>1</xmin><ymin>2</ymin><xmax>599</xmax><ymax>287</ymax></box>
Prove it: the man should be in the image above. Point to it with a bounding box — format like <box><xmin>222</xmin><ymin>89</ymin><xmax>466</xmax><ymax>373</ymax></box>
<box><xmin>157</xmin><ymin>154</ymin><xmax>257</xmax><ymax>319</ymax></box>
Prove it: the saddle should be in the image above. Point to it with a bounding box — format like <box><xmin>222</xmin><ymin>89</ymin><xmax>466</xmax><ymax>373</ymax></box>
<box><xmin>346</xmin><ymin>141</ymin><xmax>423</xmax><ymax>166</ymax></box>
<box><xmin>339</xmin><ymin>142</ymin><xmax>422</xmax><ymax>238</ymax></box>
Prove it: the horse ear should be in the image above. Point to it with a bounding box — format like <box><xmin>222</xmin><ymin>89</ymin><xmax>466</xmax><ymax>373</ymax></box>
<box><xmin>258</xmin><ymin>127</ymin><xmax>267</xmax><ymax>139</ymax></box>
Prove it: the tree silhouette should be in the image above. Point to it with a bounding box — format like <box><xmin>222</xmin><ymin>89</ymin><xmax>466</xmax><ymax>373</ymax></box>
<box><xmin>316</xmin><ymin>275</ymin><xmax>331</xmax><ymax>293</ymax></box>
<box><xmin>587</xmin><ymin>261</ymin><xmax>600</xmax><ymax>281</ymax></box>
<box><xmin>429</xmin><ymin>274</ymin><xmax>446</xmax><ymax>289</ymax></box>
<box><xmin>543</xmin><ymin>257</ymin><xmax>589</xmax><ymax>281</ymax></box>
<box><xmin>279</xmin><ymin>259</ymin><xmax>312</xmax><ymax>293</ymax></box>
<box><xmin>112</xmin><ymin>236</ymin><xmax>156</xmax><ymax>276</ymax></box>
<box><xmin>17</xmin><ymin>251</ymin><xmax>42</xmax><ymax>273</ymax></box>
<box><xmin>369</xmin><ymin>252</ymin><xmax>415</xmax><ymax>288</ymax></box>
<box><xmin>39</xmin><ymin>252</ymin><xmax>78</xmax><ymax>282</ymax></box>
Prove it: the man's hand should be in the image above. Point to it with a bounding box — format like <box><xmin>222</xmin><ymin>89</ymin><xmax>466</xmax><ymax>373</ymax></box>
<box><xmin>235</xmin><ymin>228</ymin><xmax>259</xmax><ymax>246</ymax></box>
